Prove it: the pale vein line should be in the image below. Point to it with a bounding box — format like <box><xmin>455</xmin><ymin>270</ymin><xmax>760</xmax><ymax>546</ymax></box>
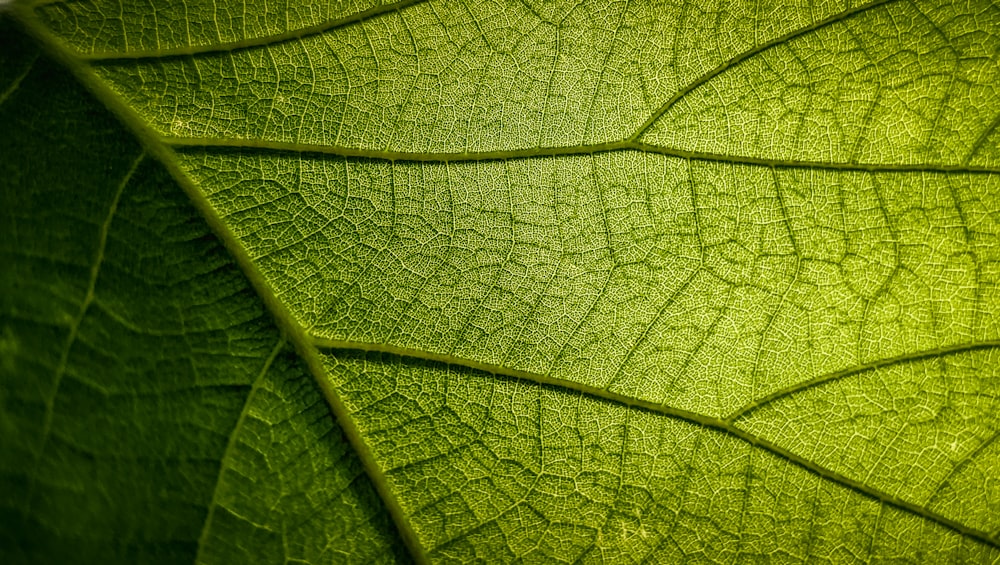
<box><xmin>26</xmin><ymin>151</ymin><xmax>145</xmax><ymax>506</ymax></box>
<box><xmin>928</xmin><ymin>426</ymin><xmax>1000</xmax><ymax>511</ymax></box>
<box><xmin>310</xmin><ymin>335</ymin><xmax>1000</xmax><ymax>549</ymax></box>
<box><xmin>40</xmin><ymin>151</ymin><xmax>144</xmax><ymax>432</ymax></box>
<box><xmin>0</xmin><ymin>53</ymin><xmax>38</xmax><ymax>109</ymax></box>
<box><xmin>195</xmin><ymin>337</ymin><xmax>286</xmax><ymax>562</ymax></box>
<box><xmin>74</xmin><ymin>0</ymin><xmax>430</xmax><ymax>60</ymax></box>
<box><xmin>311</xmin><ymin>337</ymin><xmax>725</xmax><ymax>428</ymax></box>
<box><xmin>627</xmin><ymin>0</ymin><xmax>898</xmax><ymax>141</ymax></box>
<box><xmin>89</xmin><ymin>296</ymin><xmax>183</xmax><ymax>337</ymax></box>
<box><xmin>165</xmin><ymin>136</ymin><xmax>1000</xmax><ymax>174</ymax></box>
<box><xmin>965</xmin><ymin>110</ymin><xmax>1000</xmax><ymax>165</ymax></box>
<box><xmin>725</xmin><ymin>340</ymin><xmax>1000</xmax><ymax>423</ymax></box>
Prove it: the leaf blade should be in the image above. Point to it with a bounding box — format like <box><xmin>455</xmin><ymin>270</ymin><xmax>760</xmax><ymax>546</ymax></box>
<box><xmin>0</xmin><ymin>20</ymin><xmax>406</xmax><ymax>563</ymax></box>
<box><xmin>5</xmin><ymin>0</ymin><xmax>1000</xmax><ymax>561</ymax></box>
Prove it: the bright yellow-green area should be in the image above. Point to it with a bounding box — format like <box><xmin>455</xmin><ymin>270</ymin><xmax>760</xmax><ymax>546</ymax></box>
<box><xmin>176</xmin><ymin>150</ymin><xmax>1000</xmax><ymax>422</ymax></box>
<box><xmin>325</xmin><ymin>351</ymin><xmax>1000</xmax><ymax>562</ymax></box>
<box><xmin>643</xmin><ymin>0</ymin><xmax>1000</xmax><ymax>166</ymax></box>
<box><xmin>734</xmin><ymin>348</ymin><xmax>1000</xmax><ymax>536</ymax></box>
<box><xmin>4</xmin><ymin>0</ymin><xmax>1000</xmax><ymax>562</ymax></box>
<box><xmin>31</xmin><ymin>0</ymin><xmax>397</xmax><ymax>55</ymax></box>
<box><xmin>90</xmin><ymin>0</ymin><xmax>875</xmax><ymax>152</ymax></box>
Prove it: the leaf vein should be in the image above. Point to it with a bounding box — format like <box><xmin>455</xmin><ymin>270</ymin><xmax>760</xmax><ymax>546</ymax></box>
<box><xmin>311</xmin><ymin>335</ymin><xmax>1000</xmax><ymax>549</ymax></box>
<box><xmin>726</xmin><ymin>340</ymin><xmax>1000</xmax><ymax>423</ymax></box>
<box><xmin>627</xmin><ymin>0</ymin><xmax>899</xmax><ymax>141</ymax></box>
<box><xmin>73</xmin><ymin>0</ymin><xmax>432</xmax><ymax>60</ymax></box>
<box><xmin>195</xmin><ymin>336</ymin><xmax>287</xmax><ymax>562</ymax></box>
<box><xmin>0</xmin><ymin>51</ymin><xmax>37</xmax><ymax>109</ymax></box>
<box><xmin>165</xmin><ymin>137</ymin><xmax>1000</xmax><ymax>174</ymax></box>
<box><xmin>926</xmin><ymin>426</ymin><xmax>1000</xmax><ymax>508</ymax></box>
<box><xmin>33</xmin><ymin>151</ymin><xmax>144</xmax><ymax>459</ymax></box>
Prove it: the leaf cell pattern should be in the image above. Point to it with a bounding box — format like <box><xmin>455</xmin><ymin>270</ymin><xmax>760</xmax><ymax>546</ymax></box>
<box><xmin>3</xmin><ymin>0</ymin><xmax>1000</xmax><ymax>562</ymax></box>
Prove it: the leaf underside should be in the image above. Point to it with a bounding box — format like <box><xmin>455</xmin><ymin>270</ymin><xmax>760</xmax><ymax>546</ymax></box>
<box><xmin>2</xmin><ymin>0</ymin><xmax>1000</xmax><ymax>563</ymax></box>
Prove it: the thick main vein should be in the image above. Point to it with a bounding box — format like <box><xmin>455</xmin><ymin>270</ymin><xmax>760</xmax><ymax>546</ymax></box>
<box><xmin>14</xmin><ymin>0</ymin><xmax>1000</xmax><ymax>559</ymax></box>
<box><xmin>10</xmin><ymin>10</ymin><xmax>433</xmax><ymax>563</ymax></box>
<box><xmin>165</xmin><ymin>136</ymin><xmax>1000</xmax><ymax>174</ymax></box>
<box><xmin>311</xmin><ymin>335</ymin><xmax>1000</xmax><ymax>550</ymax></box>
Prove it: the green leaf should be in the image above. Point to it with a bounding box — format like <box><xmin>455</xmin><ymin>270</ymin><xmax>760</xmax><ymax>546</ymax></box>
<box><xmin>0</xmin><ymin>18</ymin><xmax>405</xmax><ymax>564</ymax></box>
<box><xmin>2</xmin><ymin>0</ymin><xmax>999</xmax><ymax>562</ymax></box>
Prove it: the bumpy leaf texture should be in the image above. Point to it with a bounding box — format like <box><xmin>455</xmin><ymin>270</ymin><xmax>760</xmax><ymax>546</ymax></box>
<box><xmin>2</xmin><ymin>0</ymin><xmax>1000</xmax><ymax>563</ymax></box>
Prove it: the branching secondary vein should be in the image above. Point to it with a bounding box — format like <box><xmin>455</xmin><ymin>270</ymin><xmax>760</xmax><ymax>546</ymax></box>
<box><xmin>10</xmin><ymin>11</ymin><xmax>433</xmax><ymax>561</ymax></box>
<box><xmin>24</xmin><ymin>150</ymin><xmax>145</xmax><ymax>510</ymax></box>
<box><xmin>72</xmin><ymin>0</ymin><xmax>431</xmax><ymax>60</ymax></box>
<box><xmin>311</xmin><ymin>335</ymin><xmax>1000</xmax><ymax>550</ymax></box>
<box><xmin>196</xmin><ymin>337</ymin><xmax>286</xmax><ymax>561</ymax></box>
<box><xmin>726</xmin><ymin>339</ymin><xmax>1000</xmax><ymax>423</ymax></box>
<box><xmin>165</xmin><ymin>136</ymin><xmax>1000</xmax><ymax>174</ymax></box>
<box><xmin>12</xmin><ymin>0</ymin><xmax>1000</xmax><ymax>558</ymax></box>
<box><xmin>627</xmin><ymin>0</ymin><xmax>898</xmax><ymax>141</ymax></box>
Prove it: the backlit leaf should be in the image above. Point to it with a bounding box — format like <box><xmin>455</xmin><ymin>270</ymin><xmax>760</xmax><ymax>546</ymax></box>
<box><xmin>2</xmin><ymin>0</ymin><xmax>999</xmax><ymax>562</ymax></box>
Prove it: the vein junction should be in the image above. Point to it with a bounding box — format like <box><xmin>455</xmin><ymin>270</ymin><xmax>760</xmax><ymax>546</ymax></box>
<box><xmin>12</xmin><ymin>0</ymin><xmax>1000</xmax><ymax>557</ymax></box>
<box><xmin>165</xmin><ymin>136</ymin><xmax>1000</xmax><ymax>174</ymax></box>
<box><xmin>311</xmin><ymin>334</ymin><xmax>1000</xmax><ymax>549</ymax></box>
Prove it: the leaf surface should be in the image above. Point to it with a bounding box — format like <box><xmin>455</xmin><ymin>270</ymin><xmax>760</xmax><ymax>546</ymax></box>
<box><xmin>0</xmin><ymin>20</ymin><xmax>405</xmax><ymax>564</ymax></box>
<box><xmin>2</xmin><ymin>0</ymin><xmax>1000</xmax><ymax>562</ymax></box>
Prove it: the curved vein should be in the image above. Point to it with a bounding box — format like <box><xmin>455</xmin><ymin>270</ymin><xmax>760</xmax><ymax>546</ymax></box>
<box><xmin>26</xmin><ymin>150</ymin><xmax>144</xmax><ymax>506</ymax></box>
<box><xmin>195</xmin><ymin>336</ymin><xmax>285</xmax><ymax>562</ymax></box>
<box><xmin>165</xmin><ymin>136</ymin><xmax>1000</xmax><ymax>174</ymax></box>
<box><xmin>311</xmin><ymin>337</ymin><xmax>721</xmax><ymax>425</ymax></box>
<box><xmin>9</xmin><ymin>11</ymin><xmax>433</xmax><ymax>563</ymax></box>
<box><xmin>12</xmin><ymin>0</ymin><xmax>999</xmax><ymax>557</ymax></box>
<box><xmin>725</xmin><ymin>340</ymin><xmax>1000</xmax><ymax>423</ymax></box>
<box><xmin>965</xmin><ymin>109</ymin><xmax>1000</xmax><ymax>165</ymax></box>
<box><xmin>70</xmin><ymin>0</ymin><xmax>430</xmax><ymax>61</ymax></box>
<box><xmin>310</xmin><ymin>335</ymin><xmax>1000</xmax><ymax>550</ymax></box>
<box><xmin>927</xmin><ymin>426</ymin><xmax>1000</xmax><ymax>508</ymax></box>
<box><xmin>0</xmin><ymin>51</ymin><xmax>37</xmax><ymax>108</ymax></box>
<box><xmin>627</xmin><ymin>0</ymin><xmax>898</xmax><ymax>141</ymax></box>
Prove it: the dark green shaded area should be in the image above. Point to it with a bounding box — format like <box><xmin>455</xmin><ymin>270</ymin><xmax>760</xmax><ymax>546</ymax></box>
<box><xmin>0</xmin><ymin>19</ymin><xmax>406</xmax><ymax>564</ymax></box>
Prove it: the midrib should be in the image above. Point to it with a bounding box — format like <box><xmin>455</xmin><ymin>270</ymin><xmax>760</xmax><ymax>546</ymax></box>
<box><xmin>9</xmin><ymin>7</ymin><xmax>434</xmax><ymax>564</ymax></box>
<box><xmin>10</xmin><ymin>0</ymin><xmax>1000</xmax><ymax>559</ymax></box>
